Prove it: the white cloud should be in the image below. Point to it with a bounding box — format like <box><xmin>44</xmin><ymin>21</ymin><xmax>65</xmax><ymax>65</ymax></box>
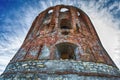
<box><xmin>0</xmin><ymin>0</ymin><xmax>120</xmax><ymax>74</ymax></box>
<box><xmin>79</xmin><ymin>0</ymin><xmax>120</xmax><ymax>69</ymax></box>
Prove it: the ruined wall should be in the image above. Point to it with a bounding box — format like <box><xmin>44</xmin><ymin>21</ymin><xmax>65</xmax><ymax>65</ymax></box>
<box><xmin>10</xmin><ymin>5</ymin><xmax>116</xmax><ymax>67</ymax></box>
<box><xmin>1</xmin><ymin>5</ymin><xmax>120</xmax><ymax>80</ymax></box>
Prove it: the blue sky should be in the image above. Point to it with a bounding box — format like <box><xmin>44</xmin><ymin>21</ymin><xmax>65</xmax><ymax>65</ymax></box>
<box><xmin>0</xmin><ymin>0</ymin><xmax>120</xmax><ymax>74</ymax></box>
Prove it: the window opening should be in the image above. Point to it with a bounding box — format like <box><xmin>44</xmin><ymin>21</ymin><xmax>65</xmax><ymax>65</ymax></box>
<box><xmin>48</xmin><ymin>10</ymin><xmax>53</xmax><ymax>14</ymax></box>
<box><xmin>77</xmin><ymin>12</ymin><xmax>80</xmax><ymax>16</ymax></box>
<box><xmin>60</xmin><ymin>8</ymin><xmax>69</xmax><ymax>12</ymax></box>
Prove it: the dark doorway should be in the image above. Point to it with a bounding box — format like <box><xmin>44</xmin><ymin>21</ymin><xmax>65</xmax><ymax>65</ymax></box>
<box><xmin>55</xmin><ymin>42</ymin><xmax>78</xmax><ymax>60</ymax></box>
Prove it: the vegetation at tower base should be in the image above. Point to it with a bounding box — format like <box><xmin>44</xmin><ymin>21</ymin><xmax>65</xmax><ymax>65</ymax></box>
<box><xmin>0</xmin><ymin>5</ymin><xmax>120</xmax><ymax>80</ymax></box>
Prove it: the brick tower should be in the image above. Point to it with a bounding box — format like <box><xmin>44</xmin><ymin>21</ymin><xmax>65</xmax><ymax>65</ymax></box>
<box><xmin>0</xmin><ymin>5</ymin><xmax>120</xmax><ymax>80</ymax></box>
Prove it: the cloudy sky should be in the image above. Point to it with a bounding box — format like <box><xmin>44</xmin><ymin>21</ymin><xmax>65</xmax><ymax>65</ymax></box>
<box><xmin>0</xmin><ymin>0</ymin><xmax>120</xmax><ymax>74</ymax></box>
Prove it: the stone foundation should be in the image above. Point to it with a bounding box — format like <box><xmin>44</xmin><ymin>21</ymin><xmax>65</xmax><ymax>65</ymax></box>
<box><xmin>0</xmin><ymin>60</ymin><xmax>120</xmax><ymax>80</ymax></box>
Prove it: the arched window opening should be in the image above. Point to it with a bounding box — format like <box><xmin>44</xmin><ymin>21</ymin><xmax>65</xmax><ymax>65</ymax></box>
<box><xmin>48</xmin><ymin>9</ymin><xmax>53</xmax><ymax>14</ymax></box>
<box><xmin>60</xmin><ymin>8</ymin><xmax>69</xmax><ymax>12</ymax></box>
<box><xmin>77</xmin><ymin>12</ymin><xmax>80</xmax><ymax>16</ymax></box>
<box><xmin>55</xmin><ymin>42</ymin><xmax>79</xmax><ymax>60</ymax></box>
